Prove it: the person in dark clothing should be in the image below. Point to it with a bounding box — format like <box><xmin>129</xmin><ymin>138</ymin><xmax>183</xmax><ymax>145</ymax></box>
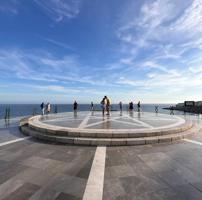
<box><xmin>129</xmin><ymin>102</ymin><xmax>134</xmax><ymax>111</ymax></box>
<box><xmin>40</xmin><ymin>102</ymin><xmax>45</xmax><ymax>115</ymax></box>
<box><xmin>137</xmin><ymin>101</ymin><xmax>141</xmax><ymax>112</ymax></box>
<box><xmin>73</xmin><ymin>101</ymin><xmax>78</xmax><ymax>111</ymax></box>
<box><xmin>119</xmin><ymin>101</ymin><xmax>123</xmax><ymax>112</ymax></box>
<box><xmin>91</xmin><ymin>102</ymin><xmax>94</xmax><ymax>111</ymax></box>
<box><xmin>101</xmin><ymin>97</ymin><xmax>106</xmax><ymax>115</ymax></box>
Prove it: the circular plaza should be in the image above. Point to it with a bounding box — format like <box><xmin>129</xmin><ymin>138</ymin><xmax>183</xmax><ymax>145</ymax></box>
<box><xmin>20</xmin><ymin>111</ymin><xmax>199</xmax><ymax>146</ymax></box>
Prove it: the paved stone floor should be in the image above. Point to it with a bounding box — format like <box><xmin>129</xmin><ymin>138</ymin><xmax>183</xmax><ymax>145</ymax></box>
<box><xmin>1</xmin><ymin>114</ymin><xmax>202</xmax><ymax>199</ymax></box>
<box><xmin>40</xmin><ymin>111</ymin><xmax>185</xmax><ymax>130</ymax></box>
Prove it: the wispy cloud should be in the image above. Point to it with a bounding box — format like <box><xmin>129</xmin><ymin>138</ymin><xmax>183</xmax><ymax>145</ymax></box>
<box><xmin>117</xmin><ymin>0</ymin><xmax>201</xmax><ymax>57</ymax></box>
<box><xmin>170</xmin><ymin>0</ymin><xmax>202</xmax><ymax>35</ymax></box>
<box><xmin>0</xmin><ymin>0</ymin><xmax>19</xmax><ymax>15</ymax></box>
<box><xmin>109</xmin><ymin>0</ymin><xmax>202</xmax><ymax>97</ymax></box>
<box><xmin>0</xmin><ymin>48</ymin><xmax>118</xmax><ymax>88</ymax></box>
<box><xmin>34</xmin><ymin>0</ymin><xmax>81</xmax><ymax>22</ymax></box>
<box><xmin>1</xmin><ymin>0</ymin><xmax>202</xmax><ymax>103</ymax></box>
<box><xmin>42</xmin><ymin>37</ymin><xmax>74</xmax><ymax>50</ymax></box>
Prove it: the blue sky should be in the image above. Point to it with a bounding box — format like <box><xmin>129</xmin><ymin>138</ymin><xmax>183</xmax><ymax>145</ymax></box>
<box><xmin>0</xmin><ymin>0</ymin><xmax>202</xmax><ymax>104</ymax></box>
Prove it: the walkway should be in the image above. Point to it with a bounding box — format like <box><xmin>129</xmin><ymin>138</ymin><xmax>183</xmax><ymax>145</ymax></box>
<box><xmin>0</xmin><ymin>115</ymin><xmax>202</xmax><ymax>199</ymax></box>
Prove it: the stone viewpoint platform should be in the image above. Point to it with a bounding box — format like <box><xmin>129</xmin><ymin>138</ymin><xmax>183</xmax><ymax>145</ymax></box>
<box><xmin>20</xmin><ymin>111</ymin><xmax>199</xmax><ymax>146</ymax></box>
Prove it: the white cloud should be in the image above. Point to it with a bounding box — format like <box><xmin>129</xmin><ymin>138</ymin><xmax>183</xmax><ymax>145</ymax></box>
<box><xmin>170</xmin><ymin>0</ymin><xmax>202</xmax><ymax>36</ymax></box>
<box><xmin>117</xmin><ymin>0</ymin><xmax>201</xmax><ymax>58</ymax></box>
<box><xmin>0</xmin><ymin>48</ymin><xmax>119</xmax><ymax>89</ymax></box>
<box><xmin>34</xmin><ymin>0</ymin><xmax>81</xmax><ymax>22</ymax></box>
<box><xmin>117</xmin><ymin>64</ymin><xmax>202</xmax><ymax>91</ymax></box>
<box><xmin>138</xmin><ymin>0</ymin><xmax>175</xmax><ymax>28</ymax></box>
<box><xmin>110</xmin><ymin>0</ymin><xmax>202</xmax><ymax>99</ymax></box>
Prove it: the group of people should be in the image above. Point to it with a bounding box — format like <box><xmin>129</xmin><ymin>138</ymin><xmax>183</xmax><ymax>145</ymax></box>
<box><xmin>101</xmin><ymin>96</ymin><xmax>111</xmax><ymax>115</ymax></box>
<box><xmin>128</xmin><ymin>101</ymin><xmax>141</xmax><ymax>111</ymax></box>
<box><xmin>40</xmin><ymin>98</ymin><xmax>141</xmax><ymax>115</ymax></box>
<box><xmin>40</xmin><ymin>102</ymin><xmax>51</xmax><ymax>115</ymax></box>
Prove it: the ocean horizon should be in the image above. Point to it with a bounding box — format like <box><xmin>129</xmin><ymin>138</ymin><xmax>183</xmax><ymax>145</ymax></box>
<box><xmin>0</xmin><ymin>103</ymin><xmax>177</xmax><ymax>119</ymax></box>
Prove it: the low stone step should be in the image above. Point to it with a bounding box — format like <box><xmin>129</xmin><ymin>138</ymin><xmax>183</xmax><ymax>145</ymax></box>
<box><xmin>20</xmin><ymin>124</ymin><xmax>200</xmax><ymax>146</ymax></box>
<box><xmin>27</xmin><ymin>119</ymin><xmax>193</xmax><ymax>138</ymax></box>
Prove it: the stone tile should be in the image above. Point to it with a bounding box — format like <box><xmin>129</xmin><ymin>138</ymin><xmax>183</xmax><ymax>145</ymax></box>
<box><xmin>130</xmin><ymin>162</ymin><xmax>155</xmax><ymax>178</ymax></box>
<box><xmin>123</xmin><ymin>154</ymin><xmax>145</xmax><ymax>165</ymax></box>
<box><xmin>0</xmin><ymin>179</ymin><xmax>24</xmax><ymax>200</ymax></box>
<box><xmin>12</xmin><ymin>168</ymin><xmax>41</xmax><ymax>183</ymax></box>
<box><xmin>0</xmin><ymin>139</ymin><xmax>33</xmax><ymax>152</ymax></box>
<box><xmin>191</xmin><ymin>181</ymin><xmax>202</xmax><ymax>193</ymax></box>
<box><xmin>0</xmin><ymin>150</ymin><xmax>11</xmax><ymax>157</ymax></box>
<box><xmin>105</xmin><ymin>165</ymin><xmax>136</xmax><ymax>179</ymax></box>
<box><xmin>120</xmin><ymin>174</ymin><xmax>169</xmax><ymax>197</ymax></box>
<box><xmin>55</xmin><ymin>192</ymin><xmax>80</xmax><ymax>200</ymax></box>
<box><xmin>0</xmin><ymin>143</ymin><xmax>47</xmax><ymax>163</ymax></box>
<box><xmin>46</xmin><ymin>151</ymin><xmax>76</xmax><ymax>162</ymax></box>
<box><xmin>47</xmin><ymin>174</ymin><xmax>87</xmax><ymax>198</ymax></box>
<box><xmin>0</xmin><ymin>150</ymin><xmax>31</xmax><ymax>162</ymax></box>
<box><xmin>1</xmin><ymin>183</ymin><xmax>40</xmax><ymax>200</ymax></box>
<box><xmin>21</xmin><ymin>156</ymin><xmax>52</xmax><ymax>169</ymax></box>
<box><xmin>28</xmin><ymin>165</ymin><xmax>67</xmax><ymax>187</ymax></box>
<box><xmin>0</xmin><ymin>162</ymin><xmax>27</xmax><ymax>185</ymax></box>
<box><xmin>103</xmin><ymin>178</ymin><xmax>126</xmax><ymax>200</ymax></box>
<box><xmin>116</xmin><ymin>187</ymin><xmax>180</xmax><ymax>200</ymax></box>
<box><xmin>142</xmin><ymin>159</ymin><xmax>179</xmax><ymax>173</ymax></box>
<box><xmin>62</xmin><ymin>153</ymin><xmax>94</xmax><ymax>178</ymax></box>
<box><xmin>29</xmin><ymin>187</ymin><xmax>60</xmax><ymax>200</ymax></box>
<box><xmin>138</xmin><ymin>152</ymin><xmax>171</xmax><ymax>163</ymax></box>
<box><xmin>21</xmin><ymin>156</ymin><xmax>65</xmax><ymax>170</ymax></box>
<box><xmin>174</xmin><ymin>184</ymin><xmax>202</xmax><ymax>200</ymax></box>
<box><xmin>0</xmin><ymin>160</ymin><xmax>16</xmax><ymax>172</ymax></box>
<box><xmin>157</xmin><ymin>170</ymin><xmax>190</xmax><ymax>186</ymax></box>
<box><xmin>106</xmin><ymin>149</ymin><xmax>127</xmax><ymax>167</ymax></box>
<box><xmin>173</xmin><ymin>165</ymin><xmax>202</xmax><ymax>184</ymax></box>
<box><xmin>156</xmin><ymin>162</ymin><xmax>202</xmax><ymax>187</ymax></box>
<box><xmin>75</xmin><ymin>156</ymin><xmax>93</xmax><ymax>179</ymax></box>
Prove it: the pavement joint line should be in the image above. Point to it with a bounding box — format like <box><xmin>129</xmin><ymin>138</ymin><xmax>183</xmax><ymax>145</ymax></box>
<box><xmin>124</xmin><ymin>114</ymin><xmax>154</xmax><ymax>129</ymax></box>
<box><xmin>0</xmin><ymin>136</ymin><xmax>32</xmax><ymax>147</ymax></box>
<box><xmin>83</xmin><ymin>117</ymin><xmax>120</xmax><ymax>128</ymax></box>
<box><xmin>82</xmin><ymin>146</ymin><xmax>106</xmax><ymax>200</ymax></box>
<box><xmin>111</xmin><ymin>119</ymin><xmax>144</xmax><ymax>127</ymax></box>
<box><xmin>183</xmin><ymin>139</ymin><xmax>202</xmax><ymax>146</ymax></box>
<box><xmin>78</xmin><ymin>113</ymin><xmax>91</xmax><ymax>128</ymax></box>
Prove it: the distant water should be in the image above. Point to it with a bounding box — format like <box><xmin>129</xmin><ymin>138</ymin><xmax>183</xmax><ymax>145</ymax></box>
<box><xmin>0</xmin><ymin>104</ymin><xmax>180</xmax><ymax>119</ymax></box>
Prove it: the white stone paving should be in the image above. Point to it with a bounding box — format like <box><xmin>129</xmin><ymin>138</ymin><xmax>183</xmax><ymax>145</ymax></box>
<box><xmin>78</xmin><ymin>113</ymin><xmax>91</xmax><ymax>128</ymax></box>
<box><xmin>0</xmin><ymin>137</ymin><xmax>31</xmax><ymax>147</ymax></box>
<box><xmin>183</xmin><ymin>139</ymin><xmax>202</xmax><ymax>146</ymax></box>
<box><xmin>83</xmin><ymin>146</ymin><xmax>106</xmax><ymax>200</ymax></box>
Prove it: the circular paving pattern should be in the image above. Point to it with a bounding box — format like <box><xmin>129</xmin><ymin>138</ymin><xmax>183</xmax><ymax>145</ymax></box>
<box><xmin>20</xmin><ymin>111</ymin><xmax>199</xmax><ymax>146</ymax></box>
<box><xmin>40</xmin><ymin>111</ymin><xmax>185</xmax><ymax>131</ymax></box>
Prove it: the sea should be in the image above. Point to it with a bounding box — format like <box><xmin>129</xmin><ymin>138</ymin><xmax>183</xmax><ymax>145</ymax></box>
<box><xmin>0</xmin><ymin>103</ymin><xmax>182</xmax><ymax>120</ymax></box>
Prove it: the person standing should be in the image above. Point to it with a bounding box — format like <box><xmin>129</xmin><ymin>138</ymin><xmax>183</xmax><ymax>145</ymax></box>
<box><xmin>129</xmin><ymin>102</ymin><xmax>133</xmax><ymax>111</ymax></box>
<box><xmin>46</xmin><ymin>102</ymin><xmax>51</xmax><ymax>114</ymax></box>
<box><xmin>73</xmin><ymin>101</ymin><xmax>78</xmax><ymax>111</ymax></box>
<box><xmin>101</xmin><ymin>97</ymin><xmax>106</xmax><ymax>115</ymax></box>
<box><xmin>40</xmin><ymin>102</ymin><xmax>45</xmax><ymax>115</ymax></box>
<box><xmin>106</xmin><ymin>96</ymin><xmax>111</xmax><ymax>115</ymax></box>
<box><xmin>137</xmin><ymin>101</ymin><xmax>141</xmax><ymax>112</ymax></box>
<box><xmin>91</xmin><ymin>102</ymin><xmax>94</xmax><ymax>111</ymax></box>
<box><xmin>119</xmin><ymin>101</ymin><xmax>123</xmax><ymax>112</ymax></box>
